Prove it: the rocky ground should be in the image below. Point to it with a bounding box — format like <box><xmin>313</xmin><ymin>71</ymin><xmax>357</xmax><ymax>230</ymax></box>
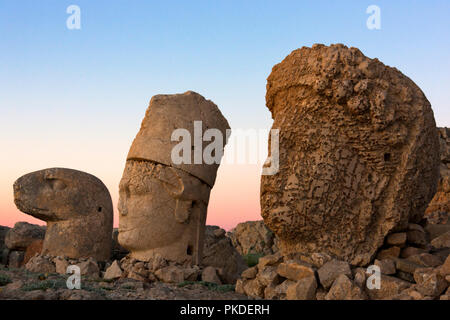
<box><xmin>0</xmin><ymin>264</ymin><xmax>249</xmax><ymax>300</ymax></box>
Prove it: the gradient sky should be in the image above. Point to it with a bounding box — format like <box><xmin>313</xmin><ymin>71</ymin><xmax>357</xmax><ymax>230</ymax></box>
<box><xmin>1</xmin><ymin>0</ymin><xmax>449</xmax><ymax>230</ymax></box>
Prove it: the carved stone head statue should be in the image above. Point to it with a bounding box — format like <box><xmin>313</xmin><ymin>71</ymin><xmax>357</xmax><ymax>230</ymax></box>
<box><xmin>118</xmin><ymin>91</ymin><xmax>230</xmax><ymax>265</ymax></box>
<box><xmin>13</xmin><ymin>168</ymin><xmax>113</xmax><ymax>261</ymax></box>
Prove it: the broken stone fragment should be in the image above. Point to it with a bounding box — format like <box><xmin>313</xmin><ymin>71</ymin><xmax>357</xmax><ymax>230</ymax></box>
<box><xmin>325</xmin><ymin>274</ymin><xmax>367</xmax><ymax>300</ymax></box>
<box><xmin>374</xmin><ymin>259</ymin><xmax>396</xmax><ymax>275</ymax></box>
<box><xmin>104</xmin><ymin>260</ymin><xmax>123</xmax><ymax>280</ymax></box>
<box><xmin>431</xmin><ymin>231</ymin><xmax>450</xmax><ymax>249</ymax></box>
<box><xmin>201</xmin><ymin>266</ymin><xmax>221</xmax><ymax>285</ymax></box>
<box><xmin>386</xmin><ymin>233</ymin><xmax>407</xmax><ymax>247</ymax></box>
<box><xmin>365</xmin><ymin>275</ymin><xmax>411</xmax><ymax>300</ymax></box>
<box><xmin>25</xmin><ymin>255</ymin><xmax>55</xmax><ymax>274</ymax></box>
<box><xmin>155</xmin><ymin>265</ymin><xmax>185</xmax><ymax>284</ymax></box>
<box><xmin>286</xmin><ymin>276</ymin><xmax>317</xmax><ymax>300</ymax></box>
<box><xmin>317</xmin><ymin>259</ymin><xmax>352</xmax><ymax>289</ymax></box>
<box><xmin>376</xmin><ymin>246</ymin><xmax>401</xmax><ymax>260</ymax></box>
<box><xmin>413</xmin><ymin>268</ymin><xmax>447</xmax><ymax>297</ymax></box>
<box><xmin>276</xmin><ymin>260</ymin><xmax>315</xmax><ymax>281</ymax></box>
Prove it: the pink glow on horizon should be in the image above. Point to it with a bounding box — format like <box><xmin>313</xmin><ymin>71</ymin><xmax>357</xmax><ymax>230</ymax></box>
<box><xmin>0</xmin><ymin>163</ymin><xmax>263</xmax><ymax>232</ymax></box>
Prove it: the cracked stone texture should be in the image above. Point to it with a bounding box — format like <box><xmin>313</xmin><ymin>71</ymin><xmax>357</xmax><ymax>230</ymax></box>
<box><xmin>13</xmin><ymin>168</ymin><xmax>113</xmax><ymax>261</ymax></box>
<box><xmin>202</xmin><ymin>226</ymin><xmax>247</xmax><ymax>284</ymax></box>
<box><xmin>227</xmin><ymin>220</ymin><xmax>278</xmax><ymax>255</ymax></box>
<box><xmin>118</xmin><ymin>91</ymin><xmax>230</xmax><ymax>266</ymax></box>
<box><xmin>425</xmin><ymin>127</ymin><xmax>450</xmax><ymax>222</ymax></box>
<box><xmin>261</xmin><ymin>44</ymin><xmax>440</xmax><ymax>266</ymax></box>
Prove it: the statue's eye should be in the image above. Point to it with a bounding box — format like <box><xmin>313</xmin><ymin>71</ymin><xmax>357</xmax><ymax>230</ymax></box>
<box><xmin>47</xmin><ymin>178</ymin><xmax>67</xmax><ymax>191</ymax></box>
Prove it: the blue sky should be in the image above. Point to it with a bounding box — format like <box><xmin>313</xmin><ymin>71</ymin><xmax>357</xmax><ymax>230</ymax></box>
<box><xmin>1</xmin><ymin>0</ymin><xmax>449</xmax><ymax>129</ymax></box>
<box><xmin>0</xmin><ymin>0</ymin><xmax>449</xmax><ymax>228</ymax></box>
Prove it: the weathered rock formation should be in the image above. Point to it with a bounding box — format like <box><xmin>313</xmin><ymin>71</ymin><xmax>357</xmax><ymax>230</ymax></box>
<box><xmin>202</xmin><ymin>226</ymin><xmax>247</xmax><ymax>284</ymax></box>
<box><xmin>261</xmin><ymin>44</ymin><xmax>440</xmax><ymax>265</ymax></box>
<box><xmin>13</xmin><ymin>168</ymin><xmax>113</xmax><ymax>261</ymax></box>
<box><xmin>4</xmin><ymin>222</ymin><xmax>45</xmax><ymax>251</ymax></box>
<box><xmin>425</xmin><ymin>127</ymin><xmax>450</xmax><ymax>223</ymax></box>
<box><xmin>227</xmin><ymin>220</ymin><xmax>278</xmax><ymax>256</ymax></box>
<box><xmin>118</xmin><ymin>91</ymin><xmax>230</xmax><ymax>265</ymax></box>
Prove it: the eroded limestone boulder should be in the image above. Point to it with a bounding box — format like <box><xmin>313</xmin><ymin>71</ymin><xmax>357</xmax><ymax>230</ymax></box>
<box><xmin>13</xmin><ymin>168</ymin><xmax>113</xmax><ymax>261</ymax></box>
<box><xmin>261</xmin><ymin>44</ymin><xmax>440</xmax><ymax>265</ymax></box>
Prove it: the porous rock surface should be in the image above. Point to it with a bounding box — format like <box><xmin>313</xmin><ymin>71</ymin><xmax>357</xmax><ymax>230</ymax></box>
<box><xmin>227</xmin><ymin>220</ymin><xmax>278</xmax><ymax>256</ymax></box>
<box><xmin>425</xmin><ymin>127</ymin><xmax>450</xmax><ymax>224</ymax></box>
<box><xmin>261</xmin><ymin>44</ymin><xmax>440</xmax><ymax>265</ymax></box>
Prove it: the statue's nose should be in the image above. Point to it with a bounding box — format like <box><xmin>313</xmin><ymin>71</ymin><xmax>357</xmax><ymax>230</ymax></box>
<box><xmin>118</xmin><ymin>198</ymin><xmax>128</xmax><ymax>216</ymax></box>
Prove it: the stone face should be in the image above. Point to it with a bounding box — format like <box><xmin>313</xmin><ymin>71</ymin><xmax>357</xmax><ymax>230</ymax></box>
<box><xmin>118</xmin><ymin>92</ymin><xmax>230</xmax><ymax>266</ymax></box>
<box><xmin>5</xmin><ymin>222</ymin><xmax>45</xmax><ymax>251</ymax></box>
<box><xmin>325</xmin><ymin>274</ymin><xmax>367</xmax><ymax>300</ymax></box>
<box><xmin>286</xmin><ymin>276</ymin><xmax>317</xmax><ymax>300</ymax></box>
<box><xmin>260</xmin><ymin>44</ymin><xmax>440</xmax><ymax>266</ymax></box>
<box><xmin>317</xmin><ymin>259</ymin><xmax>352</xmax><ymax>289</ymax></box>
<box><xmin>202</xmin><ymin>226</ymin><xmax>247</xmax><ymax>284</ymax></box>
<box><xmin>13</xmin><ymin>168</ymin><xmax>113</xmax><ymax>261</ymax></box>
<box><xmin>228</xmin><ymin>220</ymin><xmax>277</xmax><ymax>255</ymax></box>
